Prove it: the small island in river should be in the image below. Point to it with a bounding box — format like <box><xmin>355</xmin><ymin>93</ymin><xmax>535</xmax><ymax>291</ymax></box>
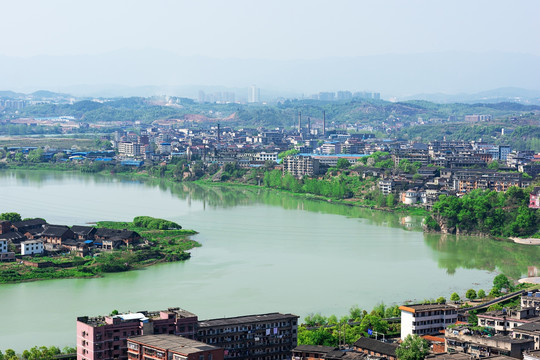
<box><xmin>0</xmin><ymin>213</ymin><xmax>199</xmax><ymax>284</ymax></box>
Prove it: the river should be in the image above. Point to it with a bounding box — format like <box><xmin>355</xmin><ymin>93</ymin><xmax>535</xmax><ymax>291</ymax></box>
<box><xmin>0</xmin><ymin>170</ymin><xmax>538</xmax><ymax>351</ymax></box>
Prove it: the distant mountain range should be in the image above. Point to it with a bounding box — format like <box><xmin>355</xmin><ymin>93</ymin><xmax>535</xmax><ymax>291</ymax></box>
<box><xmin>0</xmin><ymin>50</ymin><xmax>539</xmax><ymax>99</ymax></box>
<box><xmin>402</xmin><ymin>87</ymin><xmax>540</xmax><ymax>105</ymax></box>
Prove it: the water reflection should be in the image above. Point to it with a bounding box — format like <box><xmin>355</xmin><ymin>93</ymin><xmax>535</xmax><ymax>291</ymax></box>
<box><xmin>423</xmin><ymin>233</ymin><xmax>539</xmax><ymax>278</ymax></box>
<box><xmin>0</xmin><ymin>169</ymin><xmax>533</xmax><ymax>279</ymax></box>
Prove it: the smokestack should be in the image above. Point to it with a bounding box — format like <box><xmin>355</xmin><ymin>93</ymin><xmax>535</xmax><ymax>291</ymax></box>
<box><xmin>298</xmin><ymin>111</ymin><xmax>302</xmax><ymax>134</ymax></box>
<box><xmin>217</xmin><ymin>123</ymin><xmax>221</xmax><ymax>142</ymax></box>
<box><xmin>323</xmin><ymin>111</ymin><xmax>326</xmax><ymax>136</ymax></box>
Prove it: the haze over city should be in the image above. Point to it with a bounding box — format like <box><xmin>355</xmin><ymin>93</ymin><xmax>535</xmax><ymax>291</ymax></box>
<box><xmin>1</xmin><ymin>0</ymin><xmax>540</xmax><ymax>98</ymax></box>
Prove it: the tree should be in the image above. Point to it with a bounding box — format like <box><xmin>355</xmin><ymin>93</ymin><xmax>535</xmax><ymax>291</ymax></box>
<box><xmin>477</xmin><ymin>289</ymin><xmax>486</xmax><ymax>299</ymax></box>
<box><xmin>0</xmin><ymin>212</ymin><xmax>22</xmax><ymax>223</ymax></box>
<box><xmin>27</xmin><ymin>148</ymin><xmax>44</xmax><ymax>163</ymax></box>
<box><xmin>386</xmin><ymin>194</ymin><xmax>395</xmax><ymax>207</ymax></box>
<box><xmin>436</xmin><ymin>296</ymin><xmax>446</xmax><ymax>304</ymax></box>
<box><xmin>396</xmin><ymin>334</ymin><xmax>430</xmax><ymax>360</ymax></box>
<box><xmin>493</xmin><ymin>274</ymin><xmax>511</xmax><ymax>292</ymax></box>
<box><xmin>487</xmin><ymin>160</ymin><xmax>500</xmax><ymax>170</ymax></box>
<box><xmin>468</xmin><ymin>310</ymin><xmax>478</xmax><ymax>325</ymax></box>
<box><xmin>359</xmin><ymin>314</ymin><xmax>389</xmax><ymax>335</ymax></box>
<box><xmin>450</xmin><ymin>292</ymin><xmax>460</xmax><ymax>302</ymax></box>
<box><xmin>465</xmin><ymin>289</ymin><xmax>477</xmax><ymax>300</ymax></box>
<box><xmin>337</xmin><ymin>158</ymin><xmax>351</xmax><ymax>169</ymax></box>
<box><xmin>349</xmin><ymin>305</ymin><xmax>364</xmax><ymax>322</ymax></box>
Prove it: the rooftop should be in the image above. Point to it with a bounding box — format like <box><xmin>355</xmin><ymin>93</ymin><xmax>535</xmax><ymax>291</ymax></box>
<box><xmin>399</xmin><ymin>304</ymin><xmax>456</xmax><ymax>313</ymax></box>
<box><xmin>129</xmin><ymin>335</ymin><xmax>220</xmax><ymax>355</ymax></box>
<box><xmin>198</xmin><ymin>312</ymin><xmax>298</xmax><ymax>328</ymax></box>
<box><xmin>293</xmin><ymin>345</ymin><xmax>337</xmax><ymax>354</ymax></box>
<box><xmin>514</xmin><ymin>322</ymin><xmax>540</xmax><ymax>332</ymax></box>
<box><xmin>354</xmin><ymin>337</ymin><xmax>398</xmax><ymax>357</ymax></box>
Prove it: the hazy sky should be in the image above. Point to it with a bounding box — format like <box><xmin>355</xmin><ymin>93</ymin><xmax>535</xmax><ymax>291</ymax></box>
<box><xmin>2</xmin><ymin>0</ymin><xmax>539</xmax><ymax>59</ymax></box>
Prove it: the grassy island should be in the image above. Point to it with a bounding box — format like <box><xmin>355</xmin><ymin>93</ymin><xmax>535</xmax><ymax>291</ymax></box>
<box><xmin>0</xmin><ymin>214</ymin><xmax>199</xmax><ymax>284</ymax></box>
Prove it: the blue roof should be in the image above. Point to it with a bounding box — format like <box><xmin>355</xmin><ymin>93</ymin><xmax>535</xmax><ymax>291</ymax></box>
<box><xmin>84</xmin><ymin>240</ymin><xmax>93</xmax><ymax>244</ymax></box>
<box><xmin>121</xmin><ymin>160</ymin><xmax>144</xmax><ymax>166</ymax></box>
<box><xmin>299</xmin><ymin>153</ymin><xmax>368</xmax><ymax>158</ymax></box>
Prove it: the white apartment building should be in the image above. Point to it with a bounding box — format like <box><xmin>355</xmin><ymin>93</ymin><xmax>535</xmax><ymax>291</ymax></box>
<box><xmin>400</xmin><ymin>303</ymin><xmax>458</xmax><ymax>339</ymax></box>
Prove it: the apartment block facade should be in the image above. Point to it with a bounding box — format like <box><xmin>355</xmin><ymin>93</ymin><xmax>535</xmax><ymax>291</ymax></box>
<box><xmin>399</xmin><ymin>304</ymin><xmax>458</xmax><ymax>339</ymax></box>
<box><xmin>77</xmin><ymin>308</ymin><xmax>199</xmax><ymax>360</ymax></box>
<box><xmin>126</xmin><ymin>334</ymin><xmax>224</xmax><ymax>360</ymax></box>
<box><xmin>197</xmin><ymin>313</ymin><xmax>299</xmax><ymax>360</ymax></box>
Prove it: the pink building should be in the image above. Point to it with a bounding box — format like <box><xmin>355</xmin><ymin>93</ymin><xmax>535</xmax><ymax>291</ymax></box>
<box><xmin>530</xmin><ymin>187</ymin><xmax>540</xmax><ymax>209</ymax></box>
<box><xmin>77</xmin><ymin>308</ymin><xmax>198</xmax><ymax>360</ymax></box>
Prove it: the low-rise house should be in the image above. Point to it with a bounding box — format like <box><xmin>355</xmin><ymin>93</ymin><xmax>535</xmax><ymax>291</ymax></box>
<box><xmin>522</xmin><ymin>290</ymin><xmax>540</xmax><ymax>311</ymax></box>
<box><xmin>41</xmin><ymin>225</ymin><xmax>75</xmax><ymax>245</ymax></box>
<box><xmin>292</xmin><ymin>345</ymin><xmax>338</xmax><ymax>360</ymax></box>
<box><xmin>71</xmin><ymin>226</ymin><xmax>97</xmax><ymax>240</ymax></box>
<box><xmin>94</xmin><ymin>229</ymin><xmax>141</xmax><ymax>247</ymax></box>
<box><xmin>21</xmin><ymin>239</ymin><xmax>44</xmax><ymax>256</ymax></box>
<box><xmin>513</xmin><ymin>323</ymin><xmax>540</xmax><ymax>350</ymax></box>
<box><xmin>524</xmin><ymin>350</ymin><xmax>540</xmax><ymax>360</ymax></box>
<box><xmin>126</xmin><ymin>335</ymin><xmax>224</xmax><ymax>360</ymax></box>
<box><xmin>530</xmin><ymin>188</ymin><xmax>540</xmax><ymax>209</ymax></box>
<box><xmin>0</xmin><ymin>220</ymin><xmax>11</xmax><ymax>234</ymax></box>
<box><xmin>478</xmin><ymin>308</ymin><xmax>539</xmax><ymax>334</ymax></box>
<box><xmin>353</xmin><ymin>337</ymin><xmax>398</xmax><ymax>360</ymax></box>
<box><xmin>0</xmin><ymin>238</ymin><xmax>15</xmax><ymax>261</ymax></box>
<box><xmin>445</xmin><ymin>326</ymin><xmax>534</xmax><ymax>358</ymax></box>
<box><xmin>11</xmin><ymin>218</ymin><xmax>47</xmax><ymax>234</ymax></box>
<box><xmin>0</xmin><ymin>231</ymin><xmax>26</xmax><ymax>244</ymax></box>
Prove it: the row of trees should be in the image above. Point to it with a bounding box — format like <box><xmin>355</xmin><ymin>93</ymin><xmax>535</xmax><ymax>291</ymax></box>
<box><xmin>298</xmin><ymin>303</ymin><xmax>400</xmax><ymax>346</ymax></box>
<box><xmin>0</xmin><ymin>346</ymin><xmax>75</xmax><ymax>360</ymax></box>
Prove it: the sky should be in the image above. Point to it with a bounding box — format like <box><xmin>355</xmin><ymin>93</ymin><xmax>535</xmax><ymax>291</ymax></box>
<box><xmin>2</xmin><ymin>0</ymin><xmax>539</xmax><ymax>59</ymax></box>
<box><xmin>1</xmin><ymin>0</ymin><xmax>539</xmax><ymax>97</ymax></box>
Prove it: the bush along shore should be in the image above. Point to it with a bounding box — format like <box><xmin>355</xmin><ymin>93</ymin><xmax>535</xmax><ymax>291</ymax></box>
<box><xmin>0</xmin><ymin>214</ymin><xmax>199</xmax><ymax>284</ymax></box>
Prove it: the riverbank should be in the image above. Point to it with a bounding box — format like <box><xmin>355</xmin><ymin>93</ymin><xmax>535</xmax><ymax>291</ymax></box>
<box><xmin>511</xmin><ymin>237</ymin><xmax>540</xmax><ymax>245</ymax></box>
<box><xmin>2</xmin><ymin>162</ymin><xmax>430</xmax><ymax>218</ymax></box>
<box><xmin>0</xmin><ymin>216</ymin><xmax>200</xmax><ymax>284</ymax></box>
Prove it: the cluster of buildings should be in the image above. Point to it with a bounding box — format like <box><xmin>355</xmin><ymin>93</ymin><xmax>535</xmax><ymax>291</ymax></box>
<box><xmin>0</xmin><ymin>218</ymin><xmax>140</xmax><ymax>261</ymax></box>
<box><xmin>4</xmin><ymin>117</ymin><xmax>539</xmax><ymax>209</ymax></box>
<box><xmin>76</xmin><ymin>307</ymin><xmax>298</xmax><ymax>360</ymax></box>
<box><xmin>75</xmin><ymin>289</ymin><xmax>540</xmax><ymax>360</ymax></box>
<box><xmin>397</xmin><ymin>290</ymin><xmax>540</xmax><ymax>360</ymax></box>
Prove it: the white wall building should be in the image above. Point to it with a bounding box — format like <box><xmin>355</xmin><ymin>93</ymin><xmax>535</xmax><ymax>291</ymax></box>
<box><xmin>399</xmin><ymin>304</ymin><xmax>458</xmax><ymax>339</ymax></box>
<box><xmin>21</xmin><ymin>239</ymin><xmax>44</xmax><ymax>256</ymax></box>
<box><xmin>256</xmin><ymin>152</ymin><xmax>278</xmax><ymax>162</ymax></box>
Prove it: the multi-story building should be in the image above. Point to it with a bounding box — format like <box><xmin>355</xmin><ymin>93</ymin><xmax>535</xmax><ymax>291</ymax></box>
<box><xmin>77</xmin><ymin>308</ymin><xmax>199</xmax><ymax>360</ymax></box>
<box><xmin>522</xmin><ymin>290</ymin><xmax>540</xmax><ymax>311</ymax></box>
<box><xmin>530</xmin><ymin>188</ymin><xmax>540</xmax><ymax>209</ymax></box>
<box><xmin>20</xmin><ymin>239</ymin><xmax>44</xmax><ymax>255</ymax></box>
<box><xmin>0</xmin><ymin>238</ymin><xmax>15</xmax><ymax>261</ymax></box>
<box><xmin>126</xmin><ymin>335</ymin><xmax>224</xmax><ymax>360</ymax></box>
<box><xmin>197</xmin><ymin>312</ymin><xmax>299</xmax><ymax>360</ymax></box>
<box><xmin>399</xmin><ymin>303</ymin><xmax>458</xmax><ymax>339</ymax></box>
<box><xmin>478</xmin><ymin>308</ymin><xmax>539</xmax><ymax>334</ymax></box>
<box><xmin>513</xmin><ymin>323</ymin><xmax>540</xmax><ymax>350</ymax></box>
<box><xmin>0</xmin><ymin>238</ymin><xmax>8</xmax><ymax>253</ymax></box>
<box><xmin>118</xmin><ymin>142</ymin><xmax>142</xmax><ymax>157</ymax></box>
<box><xmin>256</xmin><ymin>152</ymin><xmax>278</xmax><ymax>162</ymax></box>
<box><xmin>282</xmin><ymin>156</ymin><xmax>319</xmax><ymax>178</ymax></box>
<box><xmin>445</xmin><ymin>326</ymin><xmax>534</xmax><ymax>358</ymax></box>
<box><xmin>378</xmin><ymin>180</ymin><xmax>394</xmax><ymax>195</ymax></box>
